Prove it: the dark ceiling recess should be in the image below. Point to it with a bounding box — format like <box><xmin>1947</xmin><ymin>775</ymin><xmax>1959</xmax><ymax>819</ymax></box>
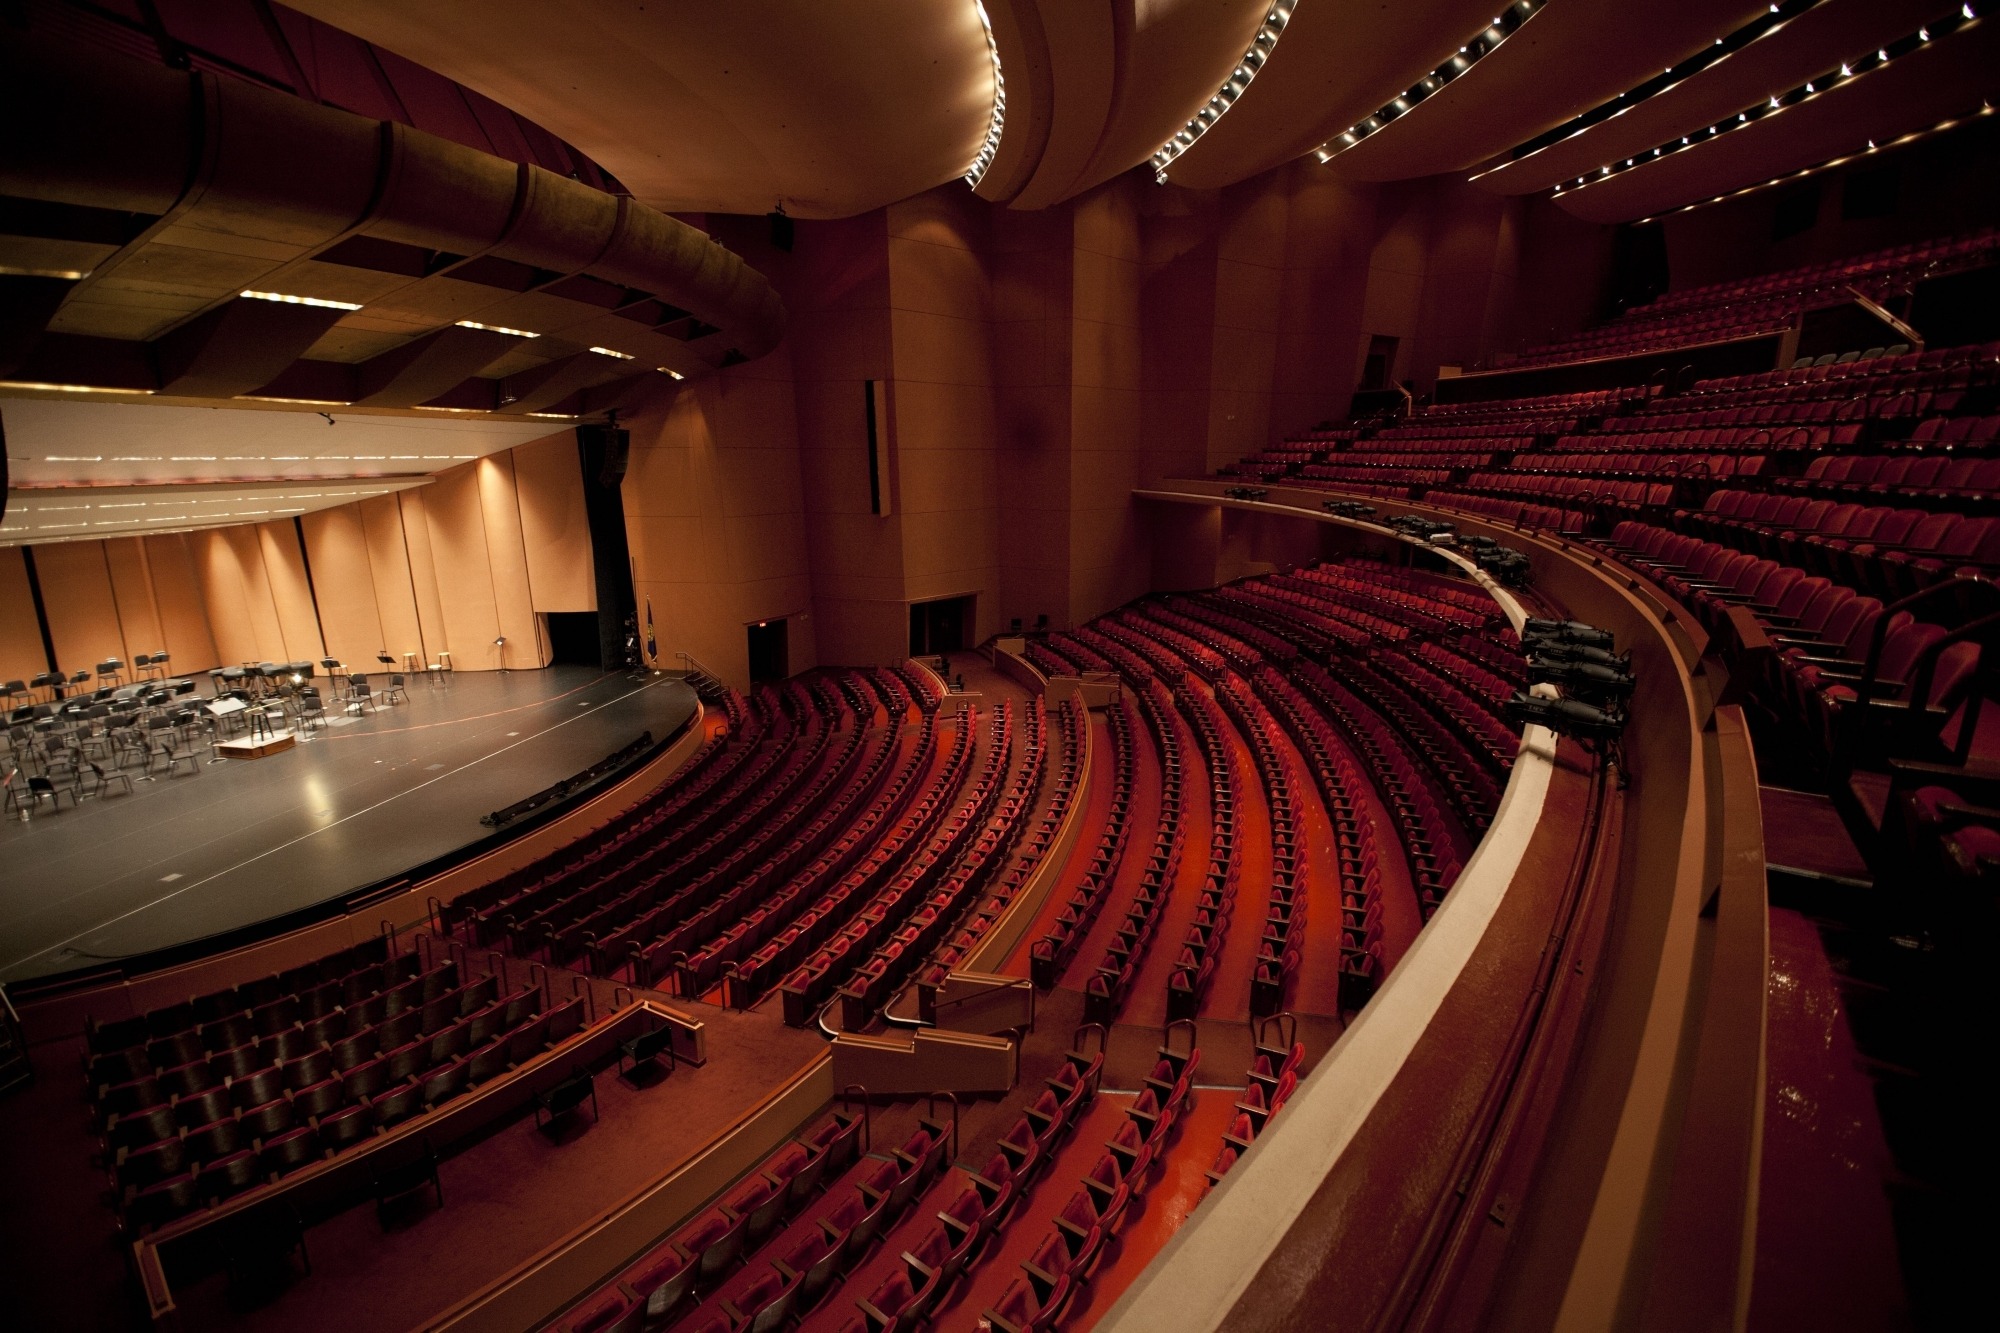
<box><xmin>27</xmin><ymin>0</ymin><xmax>629</xmax><ymax>195</ymax></box>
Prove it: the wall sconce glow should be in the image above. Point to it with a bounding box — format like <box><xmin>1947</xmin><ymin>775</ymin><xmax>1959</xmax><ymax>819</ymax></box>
<box><xmin>964</xmin><ymin>0</ymin><xmax>1007</xmax><ymax>186</ymax></box>
<box><xmin>240</xmin><ymin>290</ymin><xmax>364</xmax><ymax>311</ymax></box>
<box><xmin>1553</xmin><ymin>9</ymin><xmax>1985</xmax><ymax>198</ymax></box>
<box><xmin>1317</xmin><ymin>0</ymin><xmax>1543</xmax><ymax>166</ymax></box>
<box><xmin>589</xmin><ymin>346</ymin><xmax>636</xmax><ymax>360</ymax></box>
<box><xmin>1151</xmin><ymin>0</ymin><xmax>1296</xmax><ymax>182</ymax></box>
<box><xmin>43</xmin><ymin>455</ymin><xmax>103</xmax><ymax>463</ymax></box>
<box><xmin>455</xmin><ymin>320</ymin><xmax>541</xmax><ymax>338</ymax></box>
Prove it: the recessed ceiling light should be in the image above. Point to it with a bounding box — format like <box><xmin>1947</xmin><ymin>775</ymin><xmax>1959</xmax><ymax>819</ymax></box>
<box><xmin>588</xmin><ymin>346</ymin><xmax>636</xmax><ymax>360</ymax></box>
<box><xmin>44</xmin><ymin>455</ymin><xmax>102</xmax><ymax>462</ymax></box>
<box><xmin>1</xmin><ymin>382</ymin><xmax>153</xmax><ymax>395</ymax></box>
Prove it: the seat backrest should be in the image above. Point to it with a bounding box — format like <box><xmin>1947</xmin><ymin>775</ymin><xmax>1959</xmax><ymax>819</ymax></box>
<box><xmin>1877</xmin><ymin>621</ymin><xmax>1948</xmax><ymax>686</ymax></box>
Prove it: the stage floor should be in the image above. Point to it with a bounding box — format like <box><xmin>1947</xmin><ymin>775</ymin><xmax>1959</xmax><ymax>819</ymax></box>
<box><xmin>0</xmin><ymin>667</ymin><xmax>698</xmax><ymax>985</ymax></box>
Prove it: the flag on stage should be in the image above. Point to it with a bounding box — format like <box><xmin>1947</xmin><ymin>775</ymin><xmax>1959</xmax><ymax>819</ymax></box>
<box><xmin>645</xmin><ymin>596</ymin><xmax>657</xmax><ymax>663</ymax></box>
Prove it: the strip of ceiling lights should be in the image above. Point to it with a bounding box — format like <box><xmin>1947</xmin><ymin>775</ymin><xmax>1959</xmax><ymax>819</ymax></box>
<box><xmin>1151</xmin><ymin>1</ymin><xmax>1297</xmax><ymax>183</ymax></box>
<box><xmin>1630</xmin><ymin>102</ymin><xmax>1995</xmax><ymax>224</ymax></box>
<box><xmin>1314</xmin><ymin>0</ymin><xmax>1547</xmax><ymax>165</ymax></box>
<box><xmin>964</xmin><ymin>0</ymin><xmax>1007</xmax><ymax>186</ymax></box>
<box><xmin>1553</xmin><ymin>5</ymin><xmax>1985</xmax><ymax>197</ymax></box>
<box><xmin>1474</xmin><ymin>0</ymin><xmax>1828</xmax><ymax>180</ymax></box>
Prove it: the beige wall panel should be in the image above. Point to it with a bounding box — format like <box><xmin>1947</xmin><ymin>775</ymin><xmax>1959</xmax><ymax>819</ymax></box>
<box><xmin>475</xmin><ymin>454</ymin><xmax>546</xmax><ymax>668</ymax></box>
<box><xmin>301</xmin><ymin>506</ymin><xmax>384</xmax><ymax>671</ymax></box>
<box><xmin>421</xmin><ymin>465</ymin><xmax>503</xmax><ymax>671</ymax></box>
<box><xmin>510</xmin><ymin>433</ymin><xmax>595</xmax><ymax>614</ymax></box>
<box><xmin>226</xmin><ymin>525</ymin><xmax>288</xmax><ymax>662</ymax></box>
<box><xmin>256</xmin><ymin>521</ymin><xmax>326</xmax><ymax>663</ymax></box>
<box><xmin>0</xmin><ymin>548</ymin><xmax>48</xmax><ymax>686</ymax></box>
<box><xmin>101</xmin><ymin>538</ymin><xmax>163</xmax><ymax>665</ymax></box>
<box><xmin>143</xmin><ymin>534</ymin><xmax>217</xmax><ymax>674</ymax></box>
<box><xmin>192</xmin><ymin>531</ymin><xmax>255</xmax><ymax>666</ymax></box>
<box><xmin>359</xmin><ymin>494</ymin><xmax>425</xmax><ymax>667</ymax></box>
<box><xmin>396</xmin><ymin>490</ymin><xmax>452</xmax><ymax>669</ymax></box>
<box><xmin>36</xmin><ymin>540</ymin><xmax>128</xmax><ymax>676</ymax></box>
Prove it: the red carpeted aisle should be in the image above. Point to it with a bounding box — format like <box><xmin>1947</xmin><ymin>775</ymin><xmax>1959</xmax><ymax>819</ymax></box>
<box><xmin>1748</xmin><ymin>908</ymin><xmax>1912</xmax><ymax>1331</ymax></box>
<box><xmin>1276</xmin><ymin>725</ymin><xmax>1352</xmax><ymax>1016</ymax></box>
<box><xmin>1118</xmin><ymin>734</ymin><xmax>1214</xmax><ymax>1033</ymax></box>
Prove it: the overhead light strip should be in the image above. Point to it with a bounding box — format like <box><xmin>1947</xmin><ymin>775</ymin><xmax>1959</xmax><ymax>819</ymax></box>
<box><xmin>240</xmin><ymin>290</ymin><xmax>364</xmax><ymax>310</ymax></box>
<box><xmin>455</xmin><ymin>320</ymin><xmax>540</xmax><ymax>338</ymax></box>
<box><xmin>1475</xmin><ymin>0</ymin><xmax>1824</xmax><ymax>179</ymax></box>
<box><xmin>1315</xmin><ymin>0</ymin><xmax>1546</xmax><ymax>165</ymax></box>
<box><xmin>0</xmin><ymin>381</ymin><xmax>153</xmax><ymax>395</ymax></box>
<box><xmin>1555</xmin><ymin>8</ymin><xmax>1984</xmax><ymax>197</ymax></box>
<box><xmin>588</xmin><ymin>346</ymin><xmax>636</xmax><ymax>360</ymax></box>
<box><xmin>964</xmin><ymin>0</ymin><xmax>1008</xmax><ymax>186</ymax></box>
<box><xmin>1632</xmin><ymin>103</ymin><xmax>1995</xmax><ymax>223</ymax></box>
<box><xmin>1152</xmin><ymin>0</ymin><xmax>1296</xmax><ymax>183</ymax></box>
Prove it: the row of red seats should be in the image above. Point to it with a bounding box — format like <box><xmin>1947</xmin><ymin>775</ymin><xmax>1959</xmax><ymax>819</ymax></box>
<box><xmin>1344</xmin><ymin>657</ymin><xmax>1506</xmax><ymax>833</ymax></box>
<box><xmin>1688</xmin><ymin>338</ymin><xmax>2000</xmax><ymax>394</ymax></box>
<box><xmin>1632</xmin><ymin>230</ymin><xmax>1998</xmax><ymax>318</ymax></box>
<box><xmin>1253</xmin><ymin>576</ymin><xmax>1419</xmax><ymax>644</ymax></box>
<box><xmin>1599</xmin><ymin>526</ymin><xmax>1980</xmax><ymax>757</ymax></box>
<box><xmin>503</xmin><ymin>692</ymin><xmax>848</xmax><ymax>963</ymax></box>
<box><xmin>621</xmin><ymin>693</ymin><xmax>908</xmax><ymax>988</ymax></box>
<box><xmin>455</xmin><ymin>677</ymin><xmax>833</xmax><ymax>947</ymax></box>
<box><xmin>1555</xmin><ymin>423</ymin><xmax>1861</xmax><ymax>453</ymax></box>
<box><xmin>123</xmin><ymin>983</ymin><xmax>583</xmax><ymax>1235</ymax></box>
<box><xmin>1428</xmin><ymin>491</ymin><xmax>1590</xmax><ymax>534</ymax></box>
<box><xmin>1217</xmin><ymin>675</ymin><xmax>1309</xmax><ymax>1020</ymax></box>
<box><xmin>1081</xmin><ymin>681</ymin><xmax>1188</xmax><ymax>1027</ymax></box>
<box><xmin>832</xmin><ymin>703</ymin><xmax>1025</xmax><ymax>1021</ymax></box>
<box><xmin>771</xmin><ymin>709</ymin><xmax>977</xmax><ymax>1026</ymax></box>
<box><xmin>1253</xmin><ymin>667</ymin><xmax>1387</xmax><ymax>1006</ymax></box>
<box><xmin>556</xmin><ymin>1102</ymin><xmax>877</xmax><ymax>1331</ymax></box>
<box><xmin>1161</xmin><ymin>684</ymin><xmax>1242</xmax><ymax>1022</ymax></box>
<box><xmin>1205</xmin><ymin>1034</ymin><xmax>1304</xmax><ymax>1189</ymax></box>
<box><xmin>913</xmin><ymin>697</ymin><xmax>1084</xmax><ymax>990</ymax></box>
<box><xmin>1026</xmin><ymin>699</ymin><xmax>1137</xmax><ymax>992</ymax></box>
<box><xmin>1774</xmin><ymin>452</ymin><xmax>2000</xmax><ymax>505</ymax></box>
<box><xmin>1676</xmin><ymin>492</ymin><xmax>2000</xmax><ymax>599</ymax></box>
<box><xmin>1298</xmin><ymin>464</ymin><xmax>1454</xmax><ymax>488</ymax></box>
<box><xmin>1291</xmin><ymin>561</ymin><xmax>1500</xmax><ymax>631</ymax></box>
<box><xmin>974</xmin><ymin>1040</ymin><xmax>1183</xmax><ymax>1333</ymax></box>
<box><xmin>1294</xmin><ymin>659</ymin><xmax>1469</xmax><ymax>913</ymax></box>
<box><xmin>1512</xmin><ymin>451</ymin><xmax>1767</xmax><ymax>480</ymax></box>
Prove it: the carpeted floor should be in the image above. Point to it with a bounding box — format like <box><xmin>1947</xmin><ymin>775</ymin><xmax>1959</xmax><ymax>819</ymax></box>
<box><xmin>1749</xmin><ymin>908</ymin><xmax>1911</xmax><ymax>1332</ymax></box>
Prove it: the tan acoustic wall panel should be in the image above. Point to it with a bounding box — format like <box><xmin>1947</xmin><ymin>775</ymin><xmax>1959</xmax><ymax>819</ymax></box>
<box><xmin>0</xmin><ymin>547</ymin><xmax>49</xmax><ymax>686</ymax></box>
<box><xmin>35</xmin><ymin>540</ymin><xmax>128</xmax><ymax>677</ymax></box>
<box><xmin>143</xmin><ymin>534</ymin><xmax>218</xmax><ymax>674</ymax></box>
<box><xmin>475</xmin><ymin>454</ymin><xmax>549</xmax><ymax>667</ymax></box>
<box><xmin>359</xmin><ymin>495</ymin><xmax>426</xmax><ymax>667</ymax></box>
<box><xmin>257</xmin><ymin>521</ymin><xmax>327</xmax><ymax>663</ymax></box>
<box><xmin>101</xmin><ymin>538</ymin><xmax>164</xmax><ymax>666</ymax></box>
<box><xmin>398</xmin><ymin>491</ymin><xmax>452</xmax><ymax>670</ymax></box>
<box><xmin>302</xmin><ymin>506</ymin><xmax>387</xmax><ymax>672</ymax></box>
<box><xmin>420</xmin><ymin>465</ymin><xmax>502</xmax><ymax>671</ymax></box>
<box><xmin>510</xmin><ymin>433</ymin><xmax>595</xmax><ymax>614</ymax></box>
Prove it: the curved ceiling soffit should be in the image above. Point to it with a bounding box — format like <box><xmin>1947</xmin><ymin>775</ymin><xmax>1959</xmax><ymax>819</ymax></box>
<box><xmin>1470</xmin><ymin>0</ymin><xmax>1943</xmax><ymax>196</ymax></box>
<box><xmin>1320</xmin><ymin>0</ymin><xmax>1771</xmax><ymax>183</ymax></box>
<box><xmin>1552</xmin><ymin>16</ymin><xmax>2000</xmax><ymax>223</ymax></box>
<box><xmin>1158</xmin><ymin>0</ymin><xmax>1504</xmax><ymax>191</ymax></box>
<box><xmin>0</xmin><ymin>34</ymin><xmax>783</xmax><ymax>394</ymax></box>
<box><xmin>978</xmin><ymin>0</ymin><xmax>1283</xmax><ymax>208</ymax></box>
<box><xmin>288</xmin><ymin>0</ymin><xmax>995</xmax><ymax>220</ymax></box>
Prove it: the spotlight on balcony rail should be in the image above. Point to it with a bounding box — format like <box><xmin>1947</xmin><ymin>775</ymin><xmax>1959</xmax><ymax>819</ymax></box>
<box><xmin>1527</xmin><ymin>657</ymin><xmax>1634</xmax><ymax>703</ymax></box>
<box><xmin>1223</xmin><ymin>485</ymin><xmax>1270</xmax><ymax>500</ymax></box>
<box><xmin>1474</xmin><ymin>545</ymin><xmax>1531</xmax><ymax>585</ymax></box>
<box><xmin>1321</xmin><ymin>499</ymin><xmax>1377</xmax><ymax>518</ymax></box>
<box><xmin>1505</xmin><ymin>690</ymin><xmax>1629</xmax><ymax>740</ymax></box>
<box><xmin>1522</xmin><ymin>617</ymin><xmax>1615</xmax><ymax>650</ymax></box>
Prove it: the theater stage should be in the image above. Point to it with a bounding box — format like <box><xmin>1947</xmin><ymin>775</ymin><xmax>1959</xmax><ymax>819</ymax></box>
<box><xmin>0</xmin><ymin>667</ymin><xmax>698</xmax><ymax>986</ymax></box>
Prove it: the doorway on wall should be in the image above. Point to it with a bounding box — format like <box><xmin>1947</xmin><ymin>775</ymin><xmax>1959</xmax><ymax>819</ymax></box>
<box><xmin>1360</xmin><ymin>334</ymin><xmax>1399</xmax><ymax>391</ymax></box>
<box><xmin>748</xmin><ymin>617</ymin><xmax>789</xmax><ymax>685</ymax></box>
<box><xmin>545</xmin><ymin>612</ymin><xmax>602</xmax><ymax>668</ymax></box>
<box><xmin>909</xmin><ymin>595</ymin><xmax>973</xmax><ymax>657</ymax></box>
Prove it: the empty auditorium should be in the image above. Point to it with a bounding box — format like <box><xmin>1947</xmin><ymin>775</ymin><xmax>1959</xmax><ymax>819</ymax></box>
<box><xmin>1</xmin><ymin>2</ymin><xmax>1993</xmax><ymax>1330</ymax></box>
